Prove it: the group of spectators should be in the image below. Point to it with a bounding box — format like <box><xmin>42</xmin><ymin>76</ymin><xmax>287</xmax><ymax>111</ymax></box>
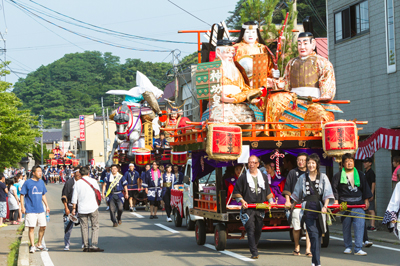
<box><xmin>0</xmin><ymin>172</ymin><xmax>26</xmax><ymax>227</ymax></box>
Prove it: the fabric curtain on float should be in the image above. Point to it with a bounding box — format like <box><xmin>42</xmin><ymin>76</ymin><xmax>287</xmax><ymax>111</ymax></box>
<box><xmin>191</xmin><ymin>149</ymin><xmax>332</xmax><ymax>181</ymax></box>
<box><xmin>355</xmin><ymin>128</ymin><xmax>400</xmax><ymax>160</ymax></box>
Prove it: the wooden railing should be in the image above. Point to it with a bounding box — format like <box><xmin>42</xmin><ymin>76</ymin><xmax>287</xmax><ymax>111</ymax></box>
<box><xmin>162</xmin><ymin>121</ymin><xmax>367</xmax><ymax>146</ymax></box>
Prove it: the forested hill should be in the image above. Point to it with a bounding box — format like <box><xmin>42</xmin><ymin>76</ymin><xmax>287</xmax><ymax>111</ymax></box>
<box><xmin>13</xmin><ymin>51</ymin><xmax>194</xmax><ymax>128</ymax></box>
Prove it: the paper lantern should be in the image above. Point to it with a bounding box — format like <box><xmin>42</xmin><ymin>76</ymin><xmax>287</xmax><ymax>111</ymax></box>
<box><xmin>65</xmin><ymin>159</ymin><xmax>72</xmax><ymax>165</ymax></box>
<box><xmin>206</xmin><ymin>123</ymin><xmax>242</xmax><ymax>161</ymax></box>
<box><xmin>57</xmin><ymin>159</ymin><xmax>64</xmax><ymax>165</ymax></box>
<box><xmin>51</xmin><ymin>159</ymin><xmax>57</xmax><ymax>166</ymax></box>
<box><xmin>171</xmin><ymin>151</ymin><xmax>188</xmax><ymax>166</ymax></box>
<box><xmin>72</xmin><ymin>159</ymin><xmax>80</xmax><ymax>167</ymax></box>
<box><xmin>322</xmin><ymin>121</ymin><xmax>358</xmax><ymax>157</ymax></box>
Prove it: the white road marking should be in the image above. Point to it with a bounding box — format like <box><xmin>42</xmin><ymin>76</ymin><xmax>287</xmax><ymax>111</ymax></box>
<box><xmin>330</xmin><ymin>236</ymin><xmax>400</xmax><ymax>252</ymax></box>
<box><xmin>131</xmin><ymin>212</ymin><xmax>145</xmax><ymax>218</ymax></box>
<box><xmin>204</xmin><ymin>244</ymin><xmax>255</xmax><ymax>262</ymax></box>
<box><xmin>40</xmin><ymin>251</ymin><xmax>54</xmax><ymax>266</ymax></box>
<box><xmin>155</xmin><ymin>223</ymin><xmax>179</xmax><ymax>233</ymax></box>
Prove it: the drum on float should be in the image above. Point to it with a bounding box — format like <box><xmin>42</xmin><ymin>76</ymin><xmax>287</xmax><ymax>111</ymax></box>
<box><xmin>135</xmin><ymin>149</ymin><xmax>151</xmax><ymax>166</ymax></box>
<box><xmin>170</xmin><ymin>151</ymin><xmax>188</xmax><ymax>166</ymax></box>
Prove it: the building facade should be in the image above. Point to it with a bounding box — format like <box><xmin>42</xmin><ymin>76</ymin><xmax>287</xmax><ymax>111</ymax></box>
<box><xmin>62</xmin><ymin>114</ymin><xmax>116</xmax><ymax>167</ymax></box>
<box><xmin>327</xmin><ymin>0</ymin><xmax>400</xmax><ymax>216</ymax></box>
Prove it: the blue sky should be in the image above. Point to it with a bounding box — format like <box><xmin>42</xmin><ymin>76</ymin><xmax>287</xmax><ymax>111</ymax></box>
<box><xmin>2</xmin><ymin>0</ymin><xmax>234</xmax><ymax>84</ymax></box>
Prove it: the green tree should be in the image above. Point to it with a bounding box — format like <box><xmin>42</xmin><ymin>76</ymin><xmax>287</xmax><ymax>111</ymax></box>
<box><xmin>13</xmin><ymin>51</ymin><xmax>174</xmax><ymax>128</ymax></box>
<box><xmin>29</xmin><ymin>143</ymin><xmax>52</xmax><ymax>165</ymax></box>
<box><xmin>227</xmin><ymin>0</ymin><xmax>327</xmax><ymax>37</ymax></box>
<box><xmin>0</xmin><ymin>62</ymin><xmax>41</xmax><ymax>169</ymax></box>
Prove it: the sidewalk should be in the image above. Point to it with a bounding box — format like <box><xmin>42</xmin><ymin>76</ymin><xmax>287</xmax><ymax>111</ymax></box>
<box><xmin>0</xmin><ymin>223</ymin><xmax>23</xmax><ymax>266</ymax></box>
<box><xmin>329</xmin><ymin>220</ymin><xmax>399</xmax><ymax>245</ymax></box>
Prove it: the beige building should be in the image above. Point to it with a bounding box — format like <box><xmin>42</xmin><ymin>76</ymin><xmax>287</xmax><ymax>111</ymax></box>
<box><xmin>62</xmin><ymin>114</ymin><xmax>116</xmax><ymax>167</ymax></box>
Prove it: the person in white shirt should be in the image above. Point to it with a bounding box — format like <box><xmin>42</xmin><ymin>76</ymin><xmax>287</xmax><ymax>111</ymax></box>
<box><xmin>71</xmin><ymin>166</ymin><xmax>104</xmax><ymax>252</ymax></box>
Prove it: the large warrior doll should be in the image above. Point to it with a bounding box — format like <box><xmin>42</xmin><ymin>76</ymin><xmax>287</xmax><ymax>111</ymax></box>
<box><xmin>233</xmin><ymin>21</ymin><xmax>279</xmax><ymax>89</ymax></box>
<box><xmin>266</xmin><ymin>32</ymin><xmax>342</xmax><ymax>137</ymax></box>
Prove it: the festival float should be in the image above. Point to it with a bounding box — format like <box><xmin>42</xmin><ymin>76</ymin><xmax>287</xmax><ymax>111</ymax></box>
<box><xmin>163</xmin><ymin>17</ymin><xmax>368</xmax><ymax>251</ymax></box>
<box><xmin>46</xmin><ymin>143</ymin><xmax>79</xmax><ymax>167</ymax></box>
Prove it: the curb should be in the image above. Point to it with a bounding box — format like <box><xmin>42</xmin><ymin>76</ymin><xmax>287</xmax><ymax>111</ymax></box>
<box><xmin>18</xmin><ymin>223</ymin><xmax>29</xmax><ymax>266</ymax></box>
<box><xmin>330</xmin><ymin>229</ymin><xmax>399</xmax><ymax>245</ymax></box>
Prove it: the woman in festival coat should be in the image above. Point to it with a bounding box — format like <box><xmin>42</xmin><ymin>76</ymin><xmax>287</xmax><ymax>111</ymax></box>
<box><xmin>161</xmin><ymin>165</ymin><xmax>176</xmax><ymax>222</ymax></box>
<box><xmin>145</xmin><ymin>162</ymin><xmax>163</xmax><ymax>219</ymax></box>
<box><xmin>383</xmin><ymin>181</ymin><xmax>400</xmax><ymax>240</ymax></box>
<box><xmin>291</xmin><ymin>153</ymin><xmax>334</xmax><ymax>266</ymax></box>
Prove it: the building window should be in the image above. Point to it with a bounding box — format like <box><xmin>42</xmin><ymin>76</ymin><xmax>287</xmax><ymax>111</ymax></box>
<box><xmin>184</xmin><ymin>103</ymin><xmax>192</xmax><ymax>117</ymax></box>
<box><xmin>385</xmin><ymin>0</ymin><xmax>396</xmax><ymax>73</ymax></box>
<box><xmin>335</xmin><ymin>0</ymin><xmax>369</xmax><ymax>42</ymax></box>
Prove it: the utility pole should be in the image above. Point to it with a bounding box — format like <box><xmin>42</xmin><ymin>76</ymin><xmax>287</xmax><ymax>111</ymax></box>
<box><xmin>40</xmin><ymin>115</ymin><xmax>43</xmax><ymax>165</ymax></box>
<box><xmin>101</xmin><ymin>97</ymin><xmax>107</xmax><ymax>164</ymax></box>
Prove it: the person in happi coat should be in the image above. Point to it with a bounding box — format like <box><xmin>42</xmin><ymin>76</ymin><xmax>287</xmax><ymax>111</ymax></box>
<box><xmin>264</xmin><ymin>161</ymin><xmax>286</xmax><ymax>204</ymax></box>
<box><xmin>266</xmin><ymin>29</ymin><xmax>341</xmax><ymax>137</ymax></box>
<box><xmin>224</xmin><ymin>165</ymin><xmax>244</xmax><ymax>205</ymax></box>
<box><xmin>290</xmin><ymin>153</ymin><xmax>334</xmax><ymax>266</ymax></box>
<box><xmin>144</xmin><ymin>161</ymin><xmax>163</xmax><ymax>219</ymax></box>
<box><xmin>233</xmin><ymin>155</ymin><xmax>274</xmax><ymax>259</ymax></box>
<box><xmin>102</xmin><ymin>164</ymin><xmax>128</xmax><ymax>227</ymax></box>
<box><xmin>161</xmin><ymin>165</ymin><xmax>176</xmax><ymax>222</ymax></box>
<box><xmin>382</xmin><ymin>181</ymin><xmax>400</xmax><ymax>240</ymax></box>
<box><xmin>123</xmin><ymin>163</ymin><xmax>140</xmax><ymax>212</ymax></box>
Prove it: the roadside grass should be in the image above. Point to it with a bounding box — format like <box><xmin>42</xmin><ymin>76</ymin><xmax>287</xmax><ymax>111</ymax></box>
<box><xmin>7</xmin><ymin>223</ymin><xmax>25</xmax><ymax>266</ymax></box>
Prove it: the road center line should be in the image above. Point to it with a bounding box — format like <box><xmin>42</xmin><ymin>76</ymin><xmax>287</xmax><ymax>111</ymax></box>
<box><xmin>204</xmin><ymin>244</ymin><xmax>255</xmax><ymax>262</ymax></box>
<box><xmin>155</xmin><ymin>223</ymin><xmax>179</xmax><ymax>233</ymax></box>
<box><xmin>131</xmin><ymin>212</ymin><xmax>145</xmax><ymax>218</ymax></box>
<box><xmin>41</xmin><ymin>251</ymin><xmax>55</xmax><ymax>266</ymax></box>
<box><xmin>330</xmin><ymin>236</ymin><xmax>400</xmax><ymax>252</ymax></box>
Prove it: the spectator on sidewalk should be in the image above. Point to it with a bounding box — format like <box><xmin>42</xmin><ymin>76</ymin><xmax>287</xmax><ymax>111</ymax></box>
<box><xmin>7</xmin><ymin>179</ymin><xmax>20</xmax><ymax>225</ymax></box>
<box><xmin>392</xmin><ymin>156</ymin><xmax>400</xmax><ymax>191</ymax></box>
<box><xmin>332</xmin><ymin>153</ymin><xmax>372</xmax><ymax>256</ymax></box>
<box><xmin>61</xmin><ymin>167</ymin><xmax>82</xmax><ymax>251</ymax></box>
<box><xmin>123</xmin><ymin>164</ymin><xmax>140</xmax><ymax>212</ymax></box>
<box><xmin>71</xmin><ymin>166</ymin><xmax>104</xmax><ymax>252</ymax></box>
<box><xmin>102</xmin><ymin>164</ymin><xmax>128</xmax><ymax>227</ymax></box>
<box><xmin>283</xmin><ymin>152</ymin><xmax>312</xmax><ymax>256</ymax></box>
<box><xmin>362</xmin><ymin>157</ymin><xmax>375</xmax><ymax>248</ymax></box>
<box><xmin>14</xmin><ymin>174</ymin><xmax>22</xmax><ymax>222</ymax></box>
<box><xmin>382</xmin><ymin>181</ymin><xmax>400</xmax><ymax>240</ymax></box>
<box><xmin>20</xmin><ymin>165</ymin><xmax>50</xmax><ymax>253</ymax></box>
<box><xmin>0</xmin><ymin>173</ymin><xmax>9</xmax><ymax>227</ymax></box>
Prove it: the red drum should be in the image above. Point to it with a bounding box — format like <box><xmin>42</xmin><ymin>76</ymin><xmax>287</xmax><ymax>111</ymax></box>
<box><xmin>206</xmin><ymin>124</ymin><xmax>242</xmax><ymax>161</ymax></box>
<box><xmin>171</xmin><ymin>151</ymin><xmax>188</xmax><ymax>166</ymax></box>
<box><xmin>322</xmin><ymin>121</ymin><xmax>358</xmax><ymax>157</ymax></box>
<box><xmin>135</xmin><ymin>151</ymin><xmax>151</xmax><ymax>166</ymax></box>
<box><xmin>72</xmin><ymin>159</ymin><xmax>80</xmax><ymax>167</ymax></box>
<box><xmin>51</xmin><ymin>159</ymin><xmax>58</xmax><ymax>166</ymax></box>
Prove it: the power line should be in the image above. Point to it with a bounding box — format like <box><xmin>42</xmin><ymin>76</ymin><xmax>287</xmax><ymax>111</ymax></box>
<box><xmin>8</xmin><ymin>0</ymin><xmax>173</xmax><ymax>52</ymax></box>
<box><xmin>167</xmin><ymin>0</ymin><xmax>211</xmax><ymax>27</ymax></box>
<box><xmin>20</xmin><ymin>0</ymin><xmax>196</xmax><ymax>45</ymax></box>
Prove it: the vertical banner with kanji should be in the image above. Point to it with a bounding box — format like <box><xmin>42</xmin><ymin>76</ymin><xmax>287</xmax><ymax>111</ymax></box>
<box><xmin>79</xmin><ymin>115</ymin><xmax>85</xmax><ymax>142</ymax></box>
<box><xmin>143</xmin><ymin>121</ymin><xmax>153</xmax><ymax>150</ymax></box>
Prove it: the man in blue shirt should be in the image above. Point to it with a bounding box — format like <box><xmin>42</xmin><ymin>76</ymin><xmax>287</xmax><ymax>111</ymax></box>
<box><xmin>20</xmin><ymin>165</ymin><xmax>50</xmax><ymax>253</ymax></box>
<box><xmin>123</xmin><ymin>164</ymin><xmax>141</xmax><ymax>212</ymax></box>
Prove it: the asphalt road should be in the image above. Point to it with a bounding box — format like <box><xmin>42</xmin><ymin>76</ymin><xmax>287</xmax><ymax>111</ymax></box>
<box><xmin>31</xmin><ymin>183</ymin><xmax>400</xmax><ymax>266</ymax></box>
